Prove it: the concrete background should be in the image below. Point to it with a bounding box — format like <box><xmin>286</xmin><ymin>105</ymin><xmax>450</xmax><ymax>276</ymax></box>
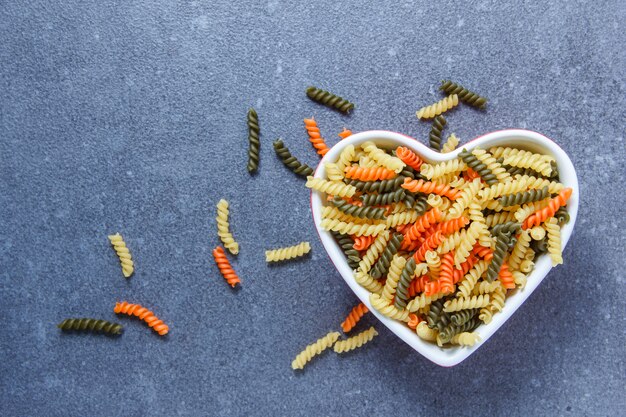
<box><xmin>1</xmin><ymin>1</ymin><xmax>624</xmax><ymax>416</ymax></box>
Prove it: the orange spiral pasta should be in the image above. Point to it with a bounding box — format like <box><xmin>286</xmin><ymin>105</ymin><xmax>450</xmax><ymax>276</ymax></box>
<box><xmin>414</xmin><ymin>231</ymin><xmax>445</xmax><ymax>262</ymax></box>
<box><xmin>438</xmin><ymin>251</ymin><xmax>456</xmax><ymax>293</ymax></box>
<box><xmin>338</xmin><ymin>128</ymin><xmax>353</xmax><ymax>139</ymax></box>
<box><xmin>212</xmin><ymin>246</ymin><xmax>241</xmax><ymax>288</ymax></box>
<box><xmin>452</xmin><ymin>253</ymin><xmax>479</xmax><ymax>284</ymax></box>
<box><xmin>395</xmin><ymin>146</ymin><xmax>424</xmax><ymax>170</ymax></box>
<box><xmin>304</xmin><ymin>118</ymin><xmax>330</xmax><ymax>156</ymax></box>
<box><xmin>407</xmin><ymin>313</ymin><xmax>421</xmax><ymax>330</ymax></box>
<box><xmin>353</xmin><ymin>235</ymin><xmax>375</xmax><ymax>251</ymax></box>
<box><xmin>464</xmin><ymin>167</ymin><xmax>480</xmax><ymax>181</ymax></box>
<box><xmin>498</xmin><ymin>262</ymin><xmax>515</xmax><ymax>289</ymax></box>
<box><xmin>344</xmin><ymin>165</ymin><xmax>397</xmax><ymax>181</ymax></box>
<box><xmin>473</xmin><ymin>245</ymin><xmax>494</xmax><ymax>261</ymax></box>
<box><xmin>114</xmin><ymin>301</ymin><xmax>169</xmax><ymax>336</ymax></box>
<box><xmin>401</xmin><ymin>178</ymin><xmax>461</xmax><ymax>200</ymax></box>
<box><xmin>404</xmin><ymin>208</ymin><xmax>442</xmax><ymax>241</ymax></box>
<box><xmin>434</xmin><ymin>216</ymin><xmax>470</xmax><ymax>236</ymax></box>
<box><xmin>522</xmin><ymin>188</ymin><xmax>573</xmax><ymax>229</ymax></box>
<box><xmin>408</xmin><ymin>275</ymin><xmax>429</xmax><ymax>298</ymax></box>
<box><xmin>341</xmin><ymin>302</ymin><xmax>369</xmax><ymax>333</ymax></box>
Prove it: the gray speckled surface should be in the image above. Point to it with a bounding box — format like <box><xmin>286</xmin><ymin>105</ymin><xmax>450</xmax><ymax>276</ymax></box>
<box><xmin>1</xmin><ymin>1</ymin><xmax>625</xmax><ymax>416</ymax></box>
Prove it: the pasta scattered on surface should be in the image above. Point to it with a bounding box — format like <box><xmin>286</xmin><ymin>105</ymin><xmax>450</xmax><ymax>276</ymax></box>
<box><xmin>58</xmin><ymin>318</ymin><xmax>123</xmax><ymax>335</ymax></box>
<box><xmin>213</xmin><ymin>246</ymin><xmax>242</xmax><ymax>288</ymax></box>
<box><xmin>306</xmin><ymin>86</ymin><xmax>354</xmax><ymax>113</ymax></box>
<box><xmin>247</xmin><ymin>108</ymin><xmax>260</xmax><ymax>173</ymax></box>
<box><xmin>108</xmin><ymin>233</ymin><xmax>134</xmax><ymax>278</ymax></box>
<box><xmin>292</xmin><ymin>331</ymin><xmax>340</xmax><ymax>370</ymax></box>
<box><xmin>333</xmin><ymin>326</ymin><xmax>378</xmax><ymax>353</ymax></box>
<box><xmin>265</xmin><ymin>241</ymin><xmax>311</xmax><ymax>262</ymax></box>
<box><xmin>216</xmin><ymin>199</ymin><xmax>239</xmax><ymax>255</ymax></box>
<box><xmin>114</xmin><ymin>301</ymin><xmax>169</xmax><ymax>336</ymax></box>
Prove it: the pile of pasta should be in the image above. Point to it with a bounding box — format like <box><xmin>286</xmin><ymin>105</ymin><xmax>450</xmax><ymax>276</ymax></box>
<box><xmin>308</xmin><ymin>141</ymin><xmax>572</xmax><ymax>347</ymax></box>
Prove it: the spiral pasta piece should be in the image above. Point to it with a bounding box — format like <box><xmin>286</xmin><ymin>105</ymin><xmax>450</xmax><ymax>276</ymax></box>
<box><xmin>522</xmin><ymin>188</ymin><xmax>573</xmax><ymax>229</ymax></box>
<box><xmin>407</xmin><ymin>291</ymin><xmax>447</xmax><ymax>312</ymax></box>
<box><xmin>371</xmin><ymin>233</ymin><xmax>404</xmax><ymax>279</ymax></box>
<box><xmin>441</xmin><ymin>133</ymin><xmax>460</xmax><ymax>153</ymax></box>
<box><xmin>501</xmin><ymin>149</ymin><xmax>553</xmax><ymax>176</ymax></box>
<box><xmin>344</xmin><ymin>165</ymin><xmax>397</xmax><ymax>181</ymax></box>
<box><xmin>421</xmin><ymin>159</ymin><xmax>467</xmax><ymax>180</ymax></box>
<box><xmin>332</xmin><ymin>197</ymin><xmax>386</xmax><ymax>220</ymax></box>
<box><xmin>479</xmin><ymin>177</ymin><xmax>529</xmax><ymax>201</ymax></box>
<box><xmin>443</xmin><ymin>294</ymin><xmax>490</xmax><ymax>313</ymax></box>
<box><xmin>265</xmin><ymin>241</ymin><xmax>311</xmax><ymax>262</ymax></box>
<box><xmin>545</xmin><ymin>217</ymin><xmax>563</xmax><ymax>266</ymax></box>
<box><xmin>395</xmin><ymin>146</ymin><xmax>424</xmax><ymax>170</ymax></box>
<box><xmin>500</xmin><ymin>186</ymin><xmax>549</xmax><ymax>207</ymax></box>
<box><xmin>108</xmin><ymin>233</ymin><xmax>134</xmax><ymax>278</ymax></box>
<box><xmin>515</xmin><ymin>198</ymin><xmax>551</xmax><ymax>223</ymax></box>
<box><xmin>407</xmin><ymin>313</ymin><xmax>421</xmax><ymax>330</ymax></box>
<box><xmin>361</xmin><ymin>141</ymin><xmax>405</xmax><ymax>173</ymax></box>
<box><xmin>447</xmin><ymin>179</ymin><xmax>481</xmax><ymax>219</ymax></box>
<box><xmin>486</xmin><ymin>233</ymin><xmax>510</xmax><ymax>282</ymax></box>
<box><xmin>416</xmin><ymin>321</ymin><xmax>438</xmax><ymax>341</ymax></box>
<box><xmin>428</xmin><ymin>115</ymin><xmax>447</xmax><ymax>151</ymax></box>
<box><xmin>414</xmin><ymin>231</ymin><xmax>446</xmax><ymax>262</ymax></box>
<box><xmin>456</xmin><ymin>260</ymin><xmax>489</xmax><ymax>298</ymax></box>
<box><xmin>349</xmin><ymin>176</ymin><xmax>404</xmax><ymax>193</ymax></box>
<box><xmin>216</xmin><ymin>199</ymin><xmax>239</xmax><ymax>255</ymax></box>
<box><xmin>306</xmin><ymin>86</ymin><xmax>354</xmax><ymax>113</ymax></box>
<box><xmin>519</xmin><ymin>175</ymin><xmax>565</xmax><ymax>194</ymax></box>
<box><xmin>449</xmin><ymin>309</ymin><xmax>479</xmax><ymax>327</ymax></box>
<box><xmin>484</xmin><ymin>211</ymin><xmax>518</xmax><ymax>228</ymax></box>
<box><xmin>416</xmin><ymin>94</ymin><xmax>459</xmax><ymax>119</ymax></box>
<box><xmin>332</xmin><ymin>231</ymin><xmax>361</xmax><ymax>269</ymax></box>
<box><xmin>321</xmin><ymin>218</ymin><xmax>387</xmax><ymax>237</ymax></box>
<box><xmin>352</xmin><ymin>235</ymin><xmax>375</xmax><ymax>251</ymax></box>
<box><xmin>306</xmin><ymin>177</ymin><xmax>357</xmax><ymax>198</ymax></box>
<box><xmin>404</xmin><ymin>208</ymin><xmax>442</xmax><ymax>242</ymax></box>
<box><xmin>357</xmin><ymin>231</ymin><xmax>390</xmax><ymax>273</ymax></box>
<box><xmin>437</xmin><ymin>251</ymin><xmax>456</xmax><ymax>294</ymax></box>
<box><xmin>246</xmin><ymin>108</ymin><xmax>260</xmax><ymax>173</ymax></box>
<box><xmin>472</xmin><ymin>148</ymin><xmax>511</xmax><ymax>183</ymax></box>
<box><xmin>384</xmin><ymin>210</ymin><xmax>423</xmax><ymax>228</ymax></box>
<box><xmin>370</xmin><ymin>293</ymin><xmax>410</xmax><ymax>321</ymax></box>
<box><xmin>336</xmin><ymin>144</ymin><xmax>356</xmax><ymax>173</ymax></box>
<box><xmin>355</xmin><ymin>269</ymin><xmax>384</xmax><ymax>294</ymax></box>
<box><xmin>472</xmin><ymin>280</ymin><xmax>502</xmax><ymax>295</ymax></box>
<box><xmin>273</xmin><ymin>139</ymin><xmax>314</xmax><ymax>177</ymax></box>
<box><xmin>303</xmin><ymin>118</ymin><xmax>330</xmax><ymax>156</ymax></box>
<box><xmin>508</xmin><ymin>229</ymin><xmax>531</xmax><ymax>271</ymax></box>
<box><xmin>58</xmin><ymin>318</ymin><xmax>123</xmax><ymax>335</ymax></box>
<box><xmin>291</xmin><ymin>331</ymin><xmax>340</xmax><ymax>370</ymax></box>
<box><xmin>334</xmin><ymin>326</ymin><xmax>378</xmax><ymax>353</ymax></box>
<box><xmin>402</xmin><ymin>178</ymin><xmax>460</xmax><ymax>200</ymax></box>
<box><xmin>114</xmin><ymin>301</ymin><xmax>169</xmax><ymax>336</ymax></box>
<box><xmin>459</xmin><ymin>149</ymin><xmax>497</xmax><ymax>185</ymax></box>
<box><xmin>451</xmin><ymin>332</ymin><xmax>481</xmax><ymax>347</ymax></box>
<box><xmin>325</xmin><ymin>163</ymin><xmax>344</xmax><ymax>181</ymax></box>
<box><xmin>338</xmin><ymin>128</ymin><xmax>353</xmax><ymax>139</ymax></box>
<box><xmin>440</xmin><ymin>80</ymin><xmax>487</xmax><ymax>109</ymax></box>
<box><xmin>213</xmin><ymin>246</ymin><xmax>241</xmax><ymax>288</ymax></box>
<box><xmin>341</xmin><ymin>303</ymin><xmax>369</xmax><ymax>333</ymax></box>
<box><xmin>425</xmin><ymin>250</ymin><xmax>441</xmax><ymax>279</ymax></box>
<box><xmin>425</xmin><ymin>300</ymin><xmax>450</xmax><ymax>331</ymax></box>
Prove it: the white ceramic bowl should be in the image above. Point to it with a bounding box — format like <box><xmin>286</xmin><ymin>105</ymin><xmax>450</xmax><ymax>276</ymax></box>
<box><xmin>310</xmin><ymin>129</ymin><xmax>579</xmax><ymax>367</ymax></box>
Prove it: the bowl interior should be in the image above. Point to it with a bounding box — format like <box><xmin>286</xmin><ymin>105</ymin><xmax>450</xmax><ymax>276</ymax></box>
<box><xmin>310</xmin><ymin>129</ymin><xmax>579</xmax><ymax>367</ymax></box>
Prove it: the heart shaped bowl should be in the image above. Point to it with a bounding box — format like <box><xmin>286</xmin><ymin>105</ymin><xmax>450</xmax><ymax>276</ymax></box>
<box><xmin>310</xmin><ymin>129</ymin><xmax>579</xmax><ymax>367</ymax></box>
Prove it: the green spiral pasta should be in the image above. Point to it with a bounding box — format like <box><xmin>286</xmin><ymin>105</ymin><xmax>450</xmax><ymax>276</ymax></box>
<box><xmin>429</xmin><ymin>115</ymin><xmax>447</xmax><ymax>151</ymax></box>
<box><xmin>449</xmin><ymin>308</ymin><xmax>478</xmax><ymax>327</ymax></box>
<box><xmin>331</xmin><ymin>231</ymin><xmax>361</xmax><ymax>269</ymax></box>
<box><xmin>361</xmin><ymin>189</ymin><xmax>406</xmax><ymax>206</ymax></box>
<box><xmin>459</xmin><ymin>149</ymin><xmax>497</xmax><ymax>185</ymax></box>
<box><xmin>486</xmin><ymin>232</ymin><xmax>511</xmax><ymax>282</ymax></box>
<box><xmin>437</xmin><ymin>317</ymin><xmax>481</xmax><ymax>345</ymax></box>
<box><xmin>499</xmin><ymin>186</ymin><xmax>549</xmax><ymax>207</ymax></box>
<box><xmin>247</xmin><ymin>108</ymin><xmax>260</xmax><ymax>173</ymax></box>
<box><xmin>530</xmin><ymin>236</ymin><xmax>549</xmax><ymax>255</ymax></box>
<box><xmin>400</xmin><ymin>166</ymin><xmax>417</xmax><ymax>180</ymax></box>
<box><xmin>332</xmin><ymin>197</ymin><xmax>387</xmax><ymax>220</ymax></box>
<box><xmin>370</xmin><ymin>233</ymin><xmax>404</xmax><ymax>279</ymax></box>
<box><xmin>348</xmin><ymin>176</ymin><xmax>404</xmax><ymax>193</ymax></box>
<box><xmin>394</xmin><ymin>257</ymin><xmax>417</xmax><ymax>310</ymax></box>
<box><xmin>306</xmin><ymin>86</ymin><xmax>354</xmax><ymax>113</ymax></box>
<box><xmin>273</xmin><ymin>139</ymin><xmax>314</xmax><ymax>178</ymax></box>
<box><xmin>555</xmin><ymin>206</ymin><xmax>570</xmax><ymax>225</ymax></box>
<box><xmin>57</xmin><ymin>318</ymin><xmax>123</xmax><ymax>335</ymax></box>
<box><xmin>491</xmin><ymin>221</ymin><xmax>522</xmax><ymax>236</ymax></box>
<box><xmin>439</xmin><ymin>80</ymin><xmax>488</xmax><ymax>109</ymax></box>
<box><xmin>426</xmin><ymin>299</ymin><xmax>452</xmax><ymax>332</ymax></box>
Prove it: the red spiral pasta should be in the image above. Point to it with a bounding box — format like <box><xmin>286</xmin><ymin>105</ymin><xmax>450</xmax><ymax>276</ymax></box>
<box><xmin>395</xmin><ymin>146</ymin><xmax>424</xmax><ymax>170</ymax></box>
<box><xmin>213</xmin><ymin>246</ymin><xmax>241</xmax><ymax>287</ymax></box>
<box><xmin>338</xmin><ymin>128</ymin><xmax>353</xmax><ymax>139</ymax></box>
<box><xmin>401</xmin><ymin>178</ymin><xmax>461</xmax><ymax>200</ymax></box>
<box><xmin>341</xmin><ymin>302</ymin><xmax>369</xmax><ymax>333</ymax></box>
<box><xmin>522</xmin><ymin>188</ymin><xmax>573</xmax><ymax>229</ymax></box>
<box><xmin>114</xmin><ymin>301</ymin><xmax>169</xmax><ymax>336</ymax></box>
<box><xmin>414</xmin><ymin>231</ymin><xmax>445</xmax><ymax>262</ymax></box>
<box><xmin>404</xmin><ymin>208</ymin><xmax>442</xmax><ymax>242</ymax></box>
<box><xmin>304</xmin><ymin>118</ymin><xmax>330</xmax><ymax>156</ymax></box>
<box><xmin>473</xmin><ymin>244</ymin><xmax>494</xmax><ymax>261</ymax></box>
<box><xmin>345</xmin><ymin>165</ymin><xmax>397</xmax><ymax>181</ymax></box>
<box><xmin>352</xmin><ymin>235</ymin><xmax>375</xmax><ymax>251</ymax></box>
<box><xmin>408</xmin><ymin>275</ymin><xmax>430</xmax><ymax>298</ymax></box>
<box><xmin>438</xmin><ymin>251</ymin><xmax>456</xmax><ymax>293</ymax></box>
<box><xmin>498</xmin><ymin>262</ymin><xmax>515</xmax><ymax>289</ymax></box>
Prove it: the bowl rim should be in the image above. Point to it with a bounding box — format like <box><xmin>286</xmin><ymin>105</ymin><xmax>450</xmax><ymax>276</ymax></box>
<box><xmin>309</xmin><ymin>128</ymin><xmax>579</xmax><ymax>367</ymax></box>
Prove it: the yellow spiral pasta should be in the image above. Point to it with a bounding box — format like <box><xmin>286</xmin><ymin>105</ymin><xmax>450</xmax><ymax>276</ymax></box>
<box><xmin>291</xmin><ymin>331</ymin><xmax>340</xmax><ymax>370</ymax></box>
<box><xmin>357</xmin><ymin>231</ymin><xmax>390</xmax><ymax>273</ymax></box>
<box><xmin>436</xmin><ymin>228</ymin><xmax>466</xmax><ymax>255</ymax></box>
<box><xmin>468</xmin><ymin>202</ymin><xmax>493</xmax><ymax>248</ymax></box>
<box><xmin>453</xmin><ymin>222</ymin><xmax>482</xmax><ymax>267</ymax></box>
<box><xmin>472</xmin><ymin>280</ymin><xmax>502</xmax><ymax>295</ymax></box>
<box><xmin>472</xmin><ymin>148</ymin><xmax>511</xmax><ymax>183</ymax></box>
<box><xmin>518</xmin><ymin>175</ymin><xmax>564</xmax><ymax>193</ymax></box>
<box><xmin>321</xmin><ymin>206</ymin><xmax>377</xmax><ymax>225</ymax></box>
<box><xmin>425</xmin><ymin>250</ymin><xmax>441</xmax><ymax>279</ymax></box>
<box><xmin>407</xmin><ymin>291</ymin><xmax>447</xmax><ymax>312</ymax></box>
<box><xmin>336</xmin><ymin>144</ymin><xmax>356</xmax><ymax>172</ymax></box>
<box><xmin>306</xmin><ymin>177</ymin><xmax>357</xmax><ymax>198</ymax></box>
<box><xmin>416</xmin><ymin>94</ymin><xmax>459</xmax><ymax>119</ymax></box>
<box><xmin>320</xmin><ymin>218</ymin><xmax>387</xmax><ymax>237</ymax></box>
<box><xmin>545</xmin><ymin>217</ymin><xmax>563</xmax><ymax>266</ymax></box>
<box><xmin>519</xmin><ymin>259</ymin><xmax>534</xmax><ymax>274</ymax></box>
<box><xmin>265</xmin><ymin>241</ymin><xmax>311</xmax><ymax>262</ymax></box>
<box><xmin>216</xmin><ymin>199</ymin><xmax>239</xmax><ymax>255</ymax></box>
<box><xmin>108</xmin><ymin>233</ymin><xmax>134</xmax><ymax>278</ymax></box>
<box><xmin>324</xmin><ymin>162</ymin><xmax>344</xmax><ymax>181</ymax></box>
<box><xmin>420</xmin><ymin>159</ymin><xmax>467</xmax><ymax>180</ymax></box>
<box><xmin>355</xmin><ymin>269</ymin><xmax>384</xmax><ymax>294</ymax></box>
<box><xmin>489</xmin><ymin>285</ymin><xmax>506</xmax><ymax>313</ymax></box>
<box><xmin>361</xmin><ymin>141</ymin><xmax>405</xmax><ymax>173</ymax></box>
<box><xmin>426</xmin><ymin>194</ymin><xmax>443</xmax><ymax>209</ymax></box>
<box><xmin>514</xmin><ymin>198</ymin><xmax>551</xmax><ymax>223</ymax></box>
<box><xmin>384</xmin><ymin>210</ymin><xmax>423</xmax><ymax>228</ymax></box>
<box><xmin>443</xmin><ymin>294</ymin><xmax>490</xmax><ymax>312</ymax></box>
<box><xmin>512</xmin><ymin>271</ymin><xmax>527</xmax><ymax>288</ymax></box>
<box><xmin>370</xmin><ymin>293</ymin><xmax>410</xmax><ymax>321</ymax></box>
<box><xmin>333</xmin><ymin>326</ymin><xmax>378</xmax><ymax>353</ymax></box>
<box><xmin>490</xmin><ymin>146</ymin><xmax>555</xmax><ymax>163</ymax></box>
<box><xmin>508</xmin><ymin>229</ymin><xmax>531</xmax><ymax>271</ymax></box>
<box><xmin>451</xmin><ymin>332</ymin><xmax>481</xmax><ymax>347</ymax></box>
<box><xmin>478</xmin><ymin>177</ymin><xmax>529</xmax><ymax>201</ymax></box>
<box><xmin>530</xmin><ymin>226</ymin><xmax>546</xmax><ymax>240</ymax></box>
<box><xmin>381</xmin><ymin>255</ymin><xmax>406</xmax><ymax>301</ymax></box>
<box><xmin>358</xmin><ymin>155</ymin><xmax>379</xmax><ymax>168</ymax></box>
<box><xmin>456</xmin><ymin>260</ymin><xmax>489</xmax><ymax>298</ymax></box>
<box><xmin>501</xmin><ymin>149</ymin><xmax>552</xmax><ymax>176</ymax></box>
<box><xmin>441</xmin><ymin>133</ymin><xmax>459</xmax><ymax>153</ymax></box>
<box><xmin>416</xmin><ymin>321</ymin><xmax>438</xmax><ymax>342</ymax></box>
<box><xmin>448</xmin><ymin>179</ymin><xmax>481</xmax><ymax>219</ymax></box>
